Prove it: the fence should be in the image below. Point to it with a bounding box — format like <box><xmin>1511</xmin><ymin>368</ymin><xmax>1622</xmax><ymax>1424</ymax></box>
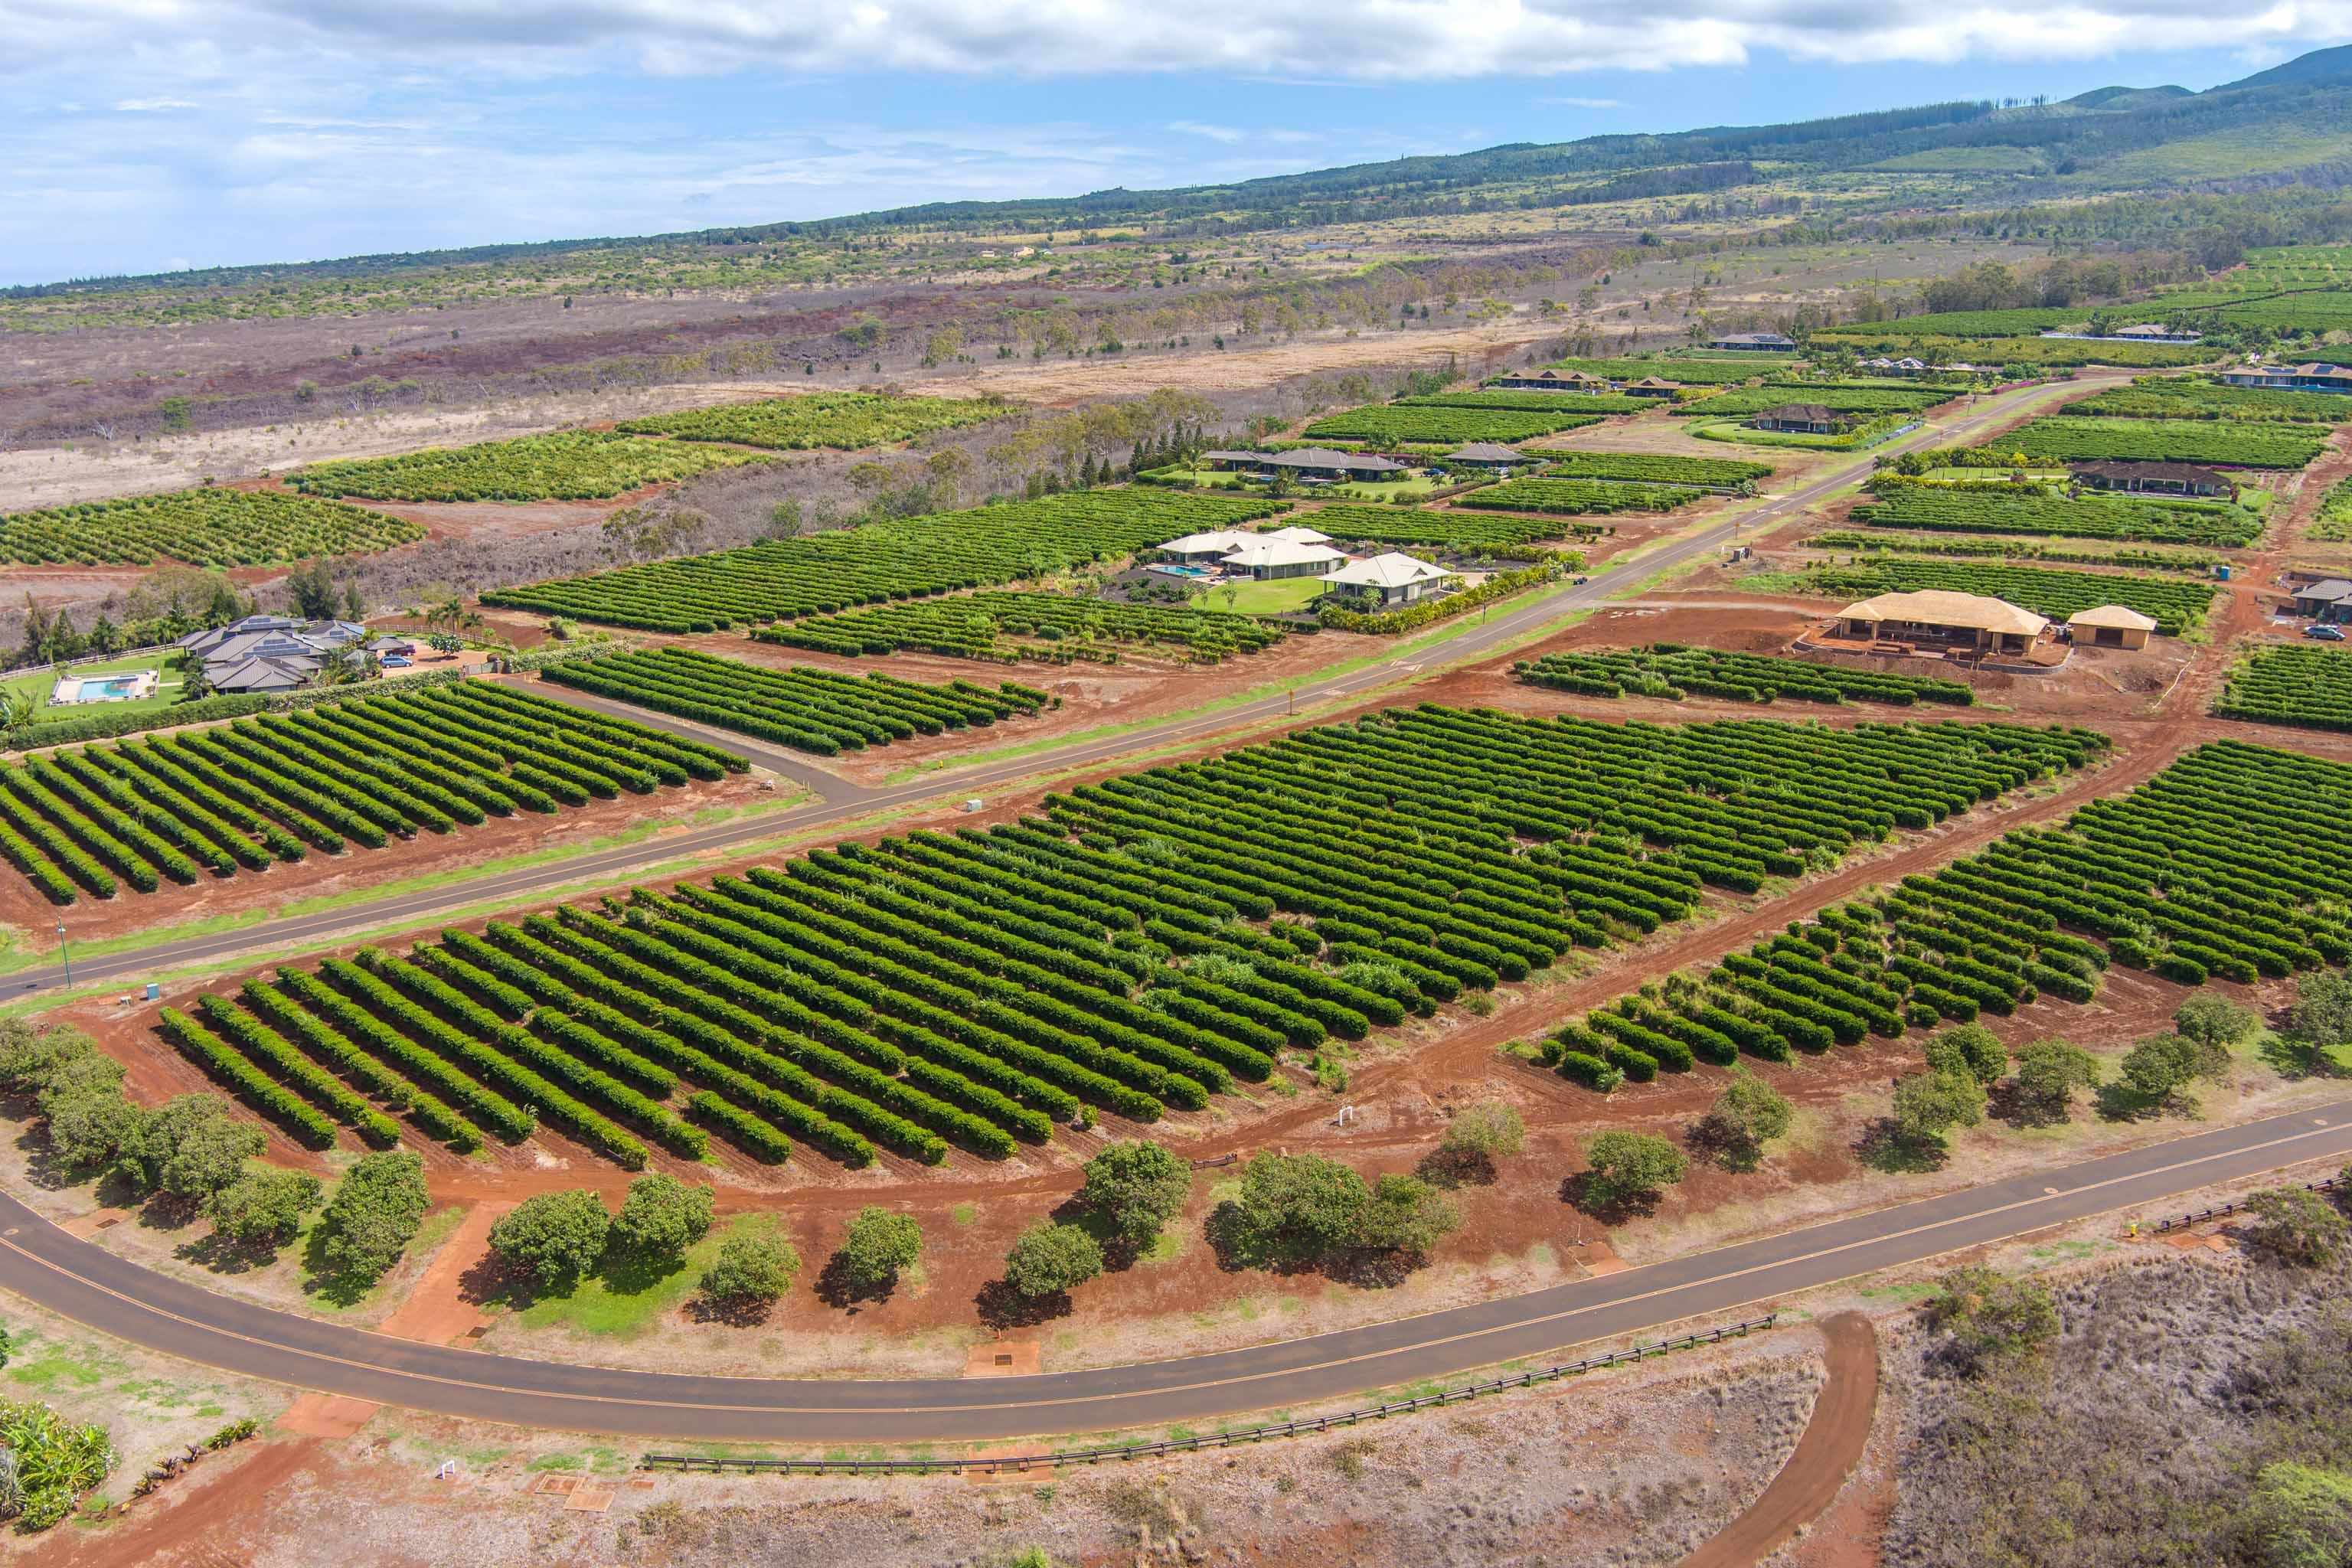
<box><xmin>639</xmin><ymin>1313</ymin><xmax>1778</xmax><ymax>1477</ymax></box>
<box><xmin>6</xmin><ymin>642</ymin><xmax>182</xmax><ymax>681</ymax></box>
<box><xmin>2149</xmin><ymin>1174</ymin><xmax>2343</xmax><ymax>1233</ymax></box>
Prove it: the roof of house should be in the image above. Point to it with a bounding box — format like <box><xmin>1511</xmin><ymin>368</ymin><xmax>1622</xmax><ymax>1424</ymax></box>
<box><xmin>1754</xmin><ymin>403</ymin><xmax>1836</xmax><ymax>423</ymax></box>
<box><xmin>205</xmin><ymin>655</ymin><xmax>315</xmax><ymax>692</ymax></box>
<box><xmin>2295</xmin><ymin>579</ymin><xmax>2352</xmax><ymax>602</ymax></box>
<box><xmin>1220</xmin><ymin>541</ymin><xmax>1345</xmax><ymax>570</ymax></box>
<box><xmin>1624</xmin><ymin>376</ymin><xmax>1684</xmax><ymax>390</ymax></box>
<box><xmin>1199</xmin><ymin>449</ymin><xmax>1271</xmax><ymax>463</ymax></box>
<box><xmin>2068</xmin><ymin>605</ymin><xmax>2160</xmax><ymax>632</ymax></box>
<box><xmin>2112</xmin><ymin>324</ymin><xmax>2176</xmax><ymax>337</ymax></box>
<box><xmin>1532</xmin><ymin>369</ymin><xmax>1607</xmax><ymax>384</ymax></box>
<box><xmin>1326</xmin><ymin>553</ymin><xmax>1457</xmax><ymax>590</ymax></box>
<box><xmin>1712</xmin><ymin>332</ymin><xmax>1795</xmax><ymax>345</ymax></box>
<box><xmin>1259</xmin><ymin>524</ymin><xmax>1334</xmax><ymax>545</ymax></box>
<box><xmin>2069</xmin><ymin>460</ymin><xmax>2232</xmax><ymax>486</ymax></box>
<box><xmin>1263</xmin><ymin>448</ymin><xmax>1405</xmax><ymax>473</ymax></box>
<box><xmin>1446</xmin><ymin>443</ymin><xmax>1525</xmax><ymax>462</ymax></box>
<box><xmin>2292</xmin><ymin>363</ymin><xmax>2352</xmax><ymax>380</ymax></box>
<box><xmin>1158</xmin><ymin>528</ymin><xmax>1260</xmax><ymax>555</ymax></box>
<box><xmin>1838</xmin><ymin>590</ymin><xmax>2049</xmax><ymax>638</ymax></box>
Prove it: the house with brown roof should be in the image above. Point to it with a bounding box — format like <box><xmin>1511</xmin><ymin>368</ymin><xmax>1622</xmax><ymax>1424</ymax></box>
<box><xmin>2069</xmin><ymin>460</ymin><xmax>2236</xmax><ymax>498</ymax></box>
<box><xmin>1488</xmin><ymin>368</ymin><xmax>1609</xmax><ymax>391</ymax></box>
<box><xmin>2220</xmin><ymin>363</ymin><xmax>2352</xmax><ymax>394</ymax></box>
<box><xmin>1445</xmin><ymin>443</ymin><xmax>1527</xmax><ymax>469</ymax></box>
<box><xmin>1834</xmin><ymin>590</ymin><xmax>2051</xmax><ymax>658</ymax></box>
<box><xmin>2067</xmin><ymin>605</ymin><xmax>2158</xmax><ymax>650</ymax></box>
<box><xmin>1708</xmin><ymin>332</ymin><xmax>1797</xmax><ymax>352</ymax></box>
<box><xmin>1621</xmin><ymin>377</ymin><xmax>1684</xmax><ymax>399</ymax></box>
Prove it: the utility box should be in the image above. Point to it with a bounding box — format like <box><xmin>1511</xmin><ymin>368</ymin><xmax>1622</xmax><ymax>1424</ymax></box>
<box><xmin>144</xmin><ymin>982</ymin><xmax>160</xmax><ymax>1001</ymax></box>
<box><xmin>960</xmin><ymin>798</ymin><xmax>984</xmax><ymax>814</ymax></box>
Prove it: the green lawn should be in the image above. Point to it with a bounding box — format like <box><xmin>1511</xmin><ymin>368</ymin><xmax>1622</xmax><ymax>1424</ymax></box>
<box><xmin>1191</xmin><ymin>577</ymin><xmax>1328</xmax><ymax>616</ymax></box>
<box><xmin>499</xmin><ymin>1214</ymin><xmax>786</xmax><ymax>1338</ymax></box>
<box><xmin>3</xmin><ymin>651</ymin><xmax>189</xmax><ymax>720</ymax></box>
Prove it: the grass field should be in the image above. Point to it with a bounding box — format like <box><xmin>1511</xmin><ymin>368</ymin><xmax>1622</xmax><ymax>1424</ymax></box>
<box><xmin>2</xmin><ymin>652</ymin><xmax>188</xmax><ymax>721</ymax></box>
<box><xmin>1191</xmin><ymin>577</ymin><xmax>1328</xmax><ymax>615</ymax></box>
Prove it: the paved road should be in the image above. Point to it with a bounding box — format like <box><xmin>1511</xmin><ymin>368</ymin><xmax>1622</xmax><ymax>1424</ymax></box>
<box><xmin>5</xmin><ymin>1100</ymin><xmax>2343</xmax><ymax>1442</ymax></box>
<box><xmin>15</xmin><ymin>381</ymin><xmax>2073</xmax><ymax>1000</ymax></box>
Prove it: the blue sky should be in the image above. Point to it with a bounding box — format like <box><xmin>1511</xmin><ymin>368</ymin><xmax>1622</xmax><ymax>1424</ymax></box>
<box><xmin>0</xmin><ymin>0</ymin><xmax>2339</xmax><ymax>288</ymax></box>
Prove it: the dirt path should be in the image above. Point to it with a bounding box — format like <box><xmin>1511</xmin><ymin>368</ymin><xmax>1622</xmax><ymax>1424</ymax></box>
<box><xmin>1677</xmin><ymin>1313</ymin><xmax>1881</xmax><ymax>1568</ymax></box>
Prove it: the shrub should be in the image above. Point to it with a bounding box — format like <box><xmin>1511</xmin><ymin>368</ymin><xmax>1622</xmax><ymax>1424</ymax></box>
<box><xmin>1077</xmin><ymin>1140</ymin><xmax>1192</xmax><ymax>1250</ymax></box>
<box><xmin>118</xmin><ymin>1093</ymin><xmax>265</xmax><ymax>1201</ymax></box>
<box><xmin>1579</xmin><ymin>1132</ymin><xmax>1688</xmax><ymax>1208</ymax></box>
<box><xmin>609</xmin><ymin>1173</ymin><xmax>714</xmax><ymax>1260</ymax></box>
<box><xmin>1695</xmin><ymin>1068</ymin><xmax>1792</xmax><ymax>1168</ymax></box>
<box><xmin>835</xmin><ymin>1207</ymin><xmax>923</xmax><ymax>1295</ymax></box>
<box><xmin>318</xmin><ymin>1151</ymin><xmax>430</xmax><ymax>1282</ymax></box>
<box><xmin>1922</xmin><ymin>1023</ymin><xmax>2007</xmax><ymax>1086</ymax></box>
<box><xmin>488</xmin><ymin>1190</ymin><xmax>612</xmax><ymax>1289</ymax></box>
<box><xmin>1922</xmin><ymin>1264</ymin><xmax>2058</xmax><ymax>1374</ymax></box>
<box><xmin>2242</xmin><ymin>1187</ymin><xmax>2348</xmax><ymax>1268</ymax></box>
<box><xmin>2233</xmin><ymin>1462</ymin><xmax>2352</xmax><ymax>1568</ymax></box>
<box><xmin>1439</xmin><ymin>1101</ymin><xmax>1526</xmax><ymax>1159</ymax></box>
<box><xmin>1003</xmin><ymin>1221</ymin><xmax>1106</xmax><ymax>1298</ymax></box>
<box><xmin>2119</xmin><ymin>1032</ymin><xmax>2230</xmax><ymax>1112</ymax></box>
<box><xmin>2009</xmin><ymin>1038</ymin><xmax>2099</xmax><ymax>1121</ymax></box>
<box><xmin>1893</xmin><ymin>1068</ymin><xmax>1987</xmax><ymax>1143</ymax></box>
<box><xmin>204</xmin><ymin>1167</ymin><xmax>322</xmax><ymax>1243</ymax></box>
<box><xmin>2285</xmin><ymin>972</ymin><xmax>2352</xmax><ymax>1048</ymax></box>
<box><xmin>0</xmin><ymin>1400</ymin><xmax>116</xmax><ymax>1530</ymax></box>
<box><xmin>700</xmin><ymin>1230</ymin><xmax>801</xmax><ymax>1308</ymax></box>
<box><xmin>1351</xmin><ymin>1173</ymin><xmax>1459</xmax><ymax>1256</ymax></box>
<box><xmin>2174</xmin><ymin>994</ymin><xmax>2262</xmax><ymax>1050</ymax></box>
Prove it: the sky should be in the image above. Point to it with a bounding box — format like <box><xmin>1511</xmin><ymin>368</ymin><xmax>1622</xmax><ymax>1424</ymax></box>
<box><xmin>2</xmin><ymin>0</ymin><xmax>2347</xmax><ymax>287</ymax></box>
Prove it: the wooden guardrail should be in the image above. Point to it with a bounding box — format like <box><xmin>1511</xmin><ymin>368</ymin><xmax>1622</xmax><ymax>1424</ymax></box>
<box><xmin>640</xmin><ymin>1313</ymin><xmax>1779</xmax><ymax>1476</ymax></box>
<box><xmin>2148</xmin><ymin>1174</ymin><xmax>2342</xmax><ymax>1233</ymax></box>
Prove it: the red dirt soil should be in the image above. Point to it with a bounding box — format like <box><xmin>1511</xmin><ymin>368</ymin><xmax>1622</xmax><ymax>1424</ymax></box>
<box><xmin>1677</xmin><ymin>1312</ymin><xmax>1880</xmax><ymax>1568</ymax></box>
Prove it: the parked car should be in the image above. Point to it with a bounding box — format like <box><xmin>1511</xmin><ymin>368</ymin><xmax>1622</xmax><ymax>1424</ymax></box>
<box><xmin>380</xmin><ymin>654</ymin><xmax>413</xmax><ymax>667</ymax></box>
<box><xmin>2304</xmin><ymin>624</ymin><xmax>2346</xmax><ymax>642</ymax></box>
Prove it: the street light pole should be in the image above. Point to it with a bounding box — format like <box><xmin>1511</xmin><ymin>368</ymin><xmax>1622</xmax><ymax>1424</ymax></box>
<box><xmin>54</xmin><ymin>919</ymin><xmax>70</xmax><ymax>988</ymax></box>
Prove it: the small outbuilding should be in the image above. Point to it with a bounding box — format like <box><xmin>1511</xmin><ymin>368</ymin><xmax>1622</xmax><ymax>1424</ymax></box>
<box><xmin>1621</xmin><ymin>376</ymin><xmax>1684</xmax><ymax>399</ymax></box>
<box><xmin>1709</xmin><ymin>332</ymin><xmax>1797</xmax><ymax>352</ymax></box>
<box><xmin>1198</xmin><ymin>449</ymin><xmax>1274</xmax><ymax>472</ymax></box>
<box><xmin>1219</xmin><ymin>540</ymin><xmax>1344</xmax><ymax>580</ymax></box>
<box><xmin>1834</xmin><ymin>589</ymin><xmax>2050</xmax><ymax>658</ymax></box>
<box><xmin>1324</xmin><ymin>553</ymin><xmax>1458</xmax><ymax>606</ymax></box>
<box><xmin>1262</xmin><ymin>449</ymin><xmax>1408</xmax><ymax>483</ymax></box>
<box><xmin>2219</xmin><ymin>362</ymin><xmax>2352</xmax><ymax>394</ymax></box>
<box><xmin>1259</xmin><ymin>524</ymin><xmax>1334</xmax><ymax>546</ymax></box>
<box><xmin>2067</xmin><ymin>605</ymin><xmax>2158</xmax><ymax>649</ymax></box>
<box><xmin>1488</xmin><ymin>368</ymin><xmax>1609</xmax><ymax>391</ymax></box>
<box><xmin>1445</xmin><ymin>443</ymin><xmax>1526</xmax><ymax>469</ymax></box>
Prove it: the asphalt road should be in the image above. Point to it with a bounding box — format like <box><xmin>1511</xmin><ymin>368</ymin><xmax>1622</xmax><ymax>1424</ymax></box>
<box><xmin>15</xmin><ymin>382</ymin><xmax>2069</xmax><ymax>1001</ymax></box>
<box><xmin>5</xmin><ymin>1100</ymin><xmax>2343</xmax><ymax>1442</ymax></box>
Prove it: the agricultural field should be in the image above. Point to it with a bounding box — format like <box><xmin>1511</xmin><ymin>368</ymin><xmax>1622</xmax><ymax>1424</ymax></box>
<box><xmin>2204</xmin><ymin>291</ymin><xmax>2352</xmax><ymax>334</ymax></box>
<box><xmin>1540</xmin><ymin>358</ymin><xmax>1778</xmax><ymax>385</ymax></box>
<box><xmin>1987</xmin><ymin>416</ymin><xmax>2328</xmax><ymax>469</ymax></box>
<box><xmin>482</xmin><ymin>491</ymin><xmax>1285</xmax><ymax>632</ymax></box>
<box><xmin>1805</xmin><ymin>558</ymin><xmax>2219</xmax><ymax>632</ymax></box>
<box><xmin>1545</xmin><ymin>740</ymin><xmax>2347</xmax><ymax>1089</ymax></box>
<box><xmin>1453</xmin><ymin>477</ymin><xmax>1710</xmax><ymax>516</ymax></box>
<box><xmin>0</xmin><ymin>681</ymin><xmax>738</xmax><ymax>906</ymax></box>
<box><xmin>1299</xmin><ymin>505</ymin><xmax>1592</xmax><ymax>554</ymax></box>
<box><xmin>540</xmin><ymin>649</ymin><xmax>1046</xmax><ymax>756</ymax></box>
<box><xmin>2060</xmin><ymin>377</ymin><xmax>2352</xmax><ymax>423</ymax></box>
<box><xmin>2307</xmin><ymin>477</ymin><xmax>2352</xmax><ymax>542</ymax></box>
<box><xmin>2213</xmin><ymin>643</ymin><xmax>2352</xmax><ymax>731</ymax></box>
<box><xmin>749</xmin><ymin>590</ymin><xmax>1287</xmax><ymax>663</ymax></box>
<box><xmin>1535</xmin><ymin>452</ymin><xmax>1775</xmax><ymax>486</ymax></box>
<box><xmin>288</xmin><ymin>430</ymin><xmax>776</xmax><ymax>501</ymax></box>
<box><xmin>1668</xmin><ymin>385</ymin><xmax>1951</xmax><ymax>417</ymax></box>
<box><xmin>139</xmin><ymin>704</ymin><xmax>2099</xmax><ymax>1168</ymax></box>
<box><xmin>1808</xmin><ymin>530</ymin><xmax>2223</xmax><ymax>574</ymax></box>
<box><xmin>1801</xmin><ymin>333</ymin><xmax>2210</xmax><ymax>368</ymax></box>
<box><xmin>1849</xmin><ymin>486</ymin><xmax>2265</xmax><ymax>547</ymax></box>
<box><xmin>1517</xmin><ymin>646</ymin><xmax>1975</xmax><ymax>706</ymax></box>
<box><xmin>614</xmin><ymin>390</ymin><xmax>1005</xmax><ymax>449</ymax></box>
<box><xmin>1814</xmin><ymin>306</ymin><xmax>2085</xmax><ymax>338</ymax></box>
<box><xmin>0</xmin><ymin>488</ymin><xmax>423</xmax><ymax>568</ymax></box>
<box><xmin>1300</xmin><ymin>404</ymin><xmax>1599</xmax><ymax>445</ymax></box>
<box><xmin>1394</xmin><ymin>390</ymin><xmax>1649</xmax><ymax>414</ymax></box>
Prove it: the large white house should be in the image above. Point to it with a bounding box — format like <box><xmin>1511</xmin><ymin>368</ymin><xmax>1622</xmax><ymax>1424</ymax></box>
<box><xmin>1219</xmin><ymin>540</ymin><xmax>1344</xmax><ymax>580</ymax></box>
<box><xmin>1325</xmin><ymin>552</ymin><xmax>1457</xmax><ymax>606</ymax></box>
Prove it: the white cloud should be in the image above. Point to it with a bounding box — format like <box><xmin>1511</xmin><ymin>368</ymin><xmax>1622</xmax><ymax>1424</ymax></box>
<box><xmin>113</xmin><ymin>96</ymin><xmax>199</xmax><ymax>111</ymax></box>
<box><xmin>1539</xmin><ymin>96</ymin><xmax>1622</xmax><ymax>108</ymax></box>
<box><xmin>1168</xmin><ymin>119</ymin><xmax>1245</xmax><ymax>142</ymax></box>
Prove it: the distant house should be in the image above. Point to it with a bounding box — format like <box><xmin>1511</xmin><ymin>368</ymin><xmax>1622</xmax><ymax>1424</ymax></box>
<box><xmin>2292</xmin><ymin>579</ymin><xmax>2352</xmax><ymax>622</ymax></box>
<box><xmin>1156</xmin><ymin>528</ymin><xmax>1261</xmax><ymax>563</ymax></box>
<box><xmin>2069</xmin><ymin>461</ymin><xmax>2236</xmax><ymax>498</ymax></box>
<box><xmin>1219</xmin><ymin>540</ymin><xmax>1344</xmax><ymax>581</ymax></box>
<box><xmin>1198</xmin><ymin>449</ymin><xmax>1274</xmax><ymax>472</ymax></box>
<box><xmin>1263</xmin><ymin>449</ymin><xmax>1406</xmax><ymax>482</ymax></box>
<box><xmin>1325</xmin><ymin>553</ymin><xmax>1457</xmax><ymax>606</ymax></box>
<box><xmin>1445</xmin><ymin>443</ymin><xmax>1526</xmax><ymax>469</ymax></box>
<box><xmin>1487</xmin><ymin>368</ymin><xmax>1609</xmax><ymax>391</ymax></box>
<box><xmin>1621</xmin><ymin>377</ymin><xmax>1684</xmax><ymax>400</ymax></box>
<box><xmin>2067</xmin><ymin>605</ymin><xmax>2158</xmax><ymax>650</ymax></box>
<box><xmin>1259</xmin><ymin>524</ymin><xmax>1334</xmax><ymax>546</ymax></box>
<box><xmin>2108</xmin><ymin>323</ymin><xmax>2201</xmax><ymax>343</ymax></box>
<box><xmin>2220</xmin><ymin>362</ymin><xmax>2352</xmax><ymax>394</ymax></box>
<box><xmin>1708</xmin><ymin>332</ymin><xmax>1797</xmax><ymax>352</ymax></box>
<box><xmin>1860</xmin><ymin>356</ymin><xmax>1932</xmax><ymax>377</ymax></box>
<box><xmin>1750</xmin><ymin>403</ymin><xmax>1838</xmax><ymax>435</ymax></box>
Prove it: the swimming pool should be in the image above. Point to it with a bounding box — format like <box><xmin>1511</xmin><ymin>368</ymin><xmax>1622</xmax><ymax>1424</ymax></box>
<box><xmin>1148</xmin><ymin>564</ymin><xmax>1215</xmax><ymax>580</ymax></box>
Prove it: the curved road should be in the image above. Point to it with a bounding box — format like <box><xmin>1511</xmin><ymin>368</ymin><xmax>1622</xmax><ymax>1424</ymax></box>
<box><xmin>14</xmin><ymin>380</ymin><xmax>2087</xmax><ymax>1000</ymax></box>
<box><xmin>5</xmin><ymin>1100</ymin><xmax>2344</xmax><ymax>1442</ymax></box>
